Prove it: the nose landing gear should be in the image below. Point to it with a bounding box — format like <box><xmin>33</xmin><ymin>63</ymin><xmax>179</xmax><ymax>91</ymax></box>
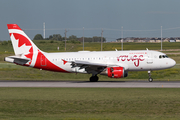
<box><xmin>148</xmin><ymin>71</ymin><xmax>153</xmax><ymax>82</ymax></box>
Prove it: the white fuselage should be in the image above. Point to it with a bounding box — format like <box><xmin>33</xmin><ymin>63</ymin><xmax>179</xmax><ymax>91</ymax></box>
<box><xmin>43</xmin><ymin>50</ymin><xmax>176</xmax><ymax>74</ymax></box>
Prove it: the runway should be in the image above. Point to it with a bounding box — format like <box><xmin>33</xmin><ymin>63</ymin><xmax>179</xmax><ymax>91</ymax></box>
<box><xmin>0</xmin><ymin>80</ymin><xmax>180</xmax><ymax>88</ymax></box>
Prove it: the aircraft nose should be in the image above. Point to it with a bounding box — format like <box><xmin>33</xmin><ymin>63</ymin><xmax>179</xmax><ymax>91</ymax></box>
<box><xmin>170</xmin><ymin>59</ymin><xmax>176</xmax><ymax>67</ymax></box>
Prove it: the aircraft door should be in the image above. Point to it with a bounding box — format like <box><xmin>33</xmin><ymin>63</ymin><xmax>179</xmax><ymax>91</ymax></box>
<box><xmin>147</xmin><ymin>52</ymin><xmax>153</xmax><ymax>64</ymax></box>
<box><xmin>41</xmin><ymin>55</ymin><xmax>47</xmax><ymax>66</ymax></box>
<box><xmin>103</xmin><ymin>56</ymin><xmax>108</xmax><ymax>64</ymax></box>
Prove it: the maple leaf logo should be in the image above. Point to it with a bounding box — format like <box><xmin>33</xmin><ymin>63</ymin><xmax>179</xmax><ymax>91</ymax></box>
<box><xmin>62</xmin><ymin>59</ymin><xmax>68</xmax><ymax>65</ymax></box>
<box><xmin>11</xmin><ymin>33</ymin><xmax>33</xmax><ymax>64</ymax></box>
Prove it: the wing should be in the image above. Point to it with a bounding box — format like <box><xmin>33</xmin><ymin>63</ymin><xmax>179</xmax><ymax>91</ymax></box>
<box><xmin>70</xmin><ymin>60</ymin><xmax>117</xmax><ymax>75</ymax></box>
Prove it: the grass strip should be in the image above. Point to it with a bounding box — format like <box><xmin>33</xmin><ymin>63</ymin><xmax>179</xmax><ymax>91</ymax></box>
<box><xmin>0</xmin><ymin>88</ymin><xmax>180</xmax><ymax>120</ymax></box>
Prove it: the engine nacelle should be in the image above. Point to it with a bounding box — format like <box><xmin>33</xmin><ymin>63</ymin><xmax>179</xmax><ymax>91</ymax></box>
<box><xmin>101</xmin><ymin>67</ymin><xmax>128</xmax><ymax>78</ymax></box>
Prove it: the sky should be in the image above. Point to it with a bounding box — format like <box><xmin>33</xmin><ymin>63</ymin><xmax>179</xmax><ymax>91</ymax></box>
<box><xmin>1</xmin><ymin>0</ymin><xmax>180</xmax><ymax>41</ymax></box>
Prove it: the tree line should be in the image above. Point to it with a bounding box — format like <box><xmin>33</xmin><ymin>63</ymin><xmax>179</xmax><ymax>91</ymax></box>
<box><xmin>33</xmin><ymin>34</ymin><xmax>106</xmax><ymax>42</ymax></box>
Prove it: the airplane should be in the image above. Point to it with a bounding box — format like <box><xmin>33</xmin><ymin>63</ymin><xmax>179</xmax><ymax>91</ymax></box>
<box><xmin>5</xmin><ymin>24</ymin><xmax>176</xmax><ymax>82</ymax></box>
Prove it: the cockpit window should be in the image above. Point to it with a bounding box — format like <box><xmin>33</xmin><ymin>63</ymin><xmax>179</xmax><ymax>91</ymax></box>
<box><xmin>159</xmin><ymin>55</ymin><xmax>168</xmax><ymax>59</ymax></box>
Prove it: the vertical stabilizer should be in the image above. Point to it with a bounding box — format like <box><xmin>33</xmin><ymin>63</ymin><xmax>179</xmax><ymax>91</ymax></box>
<box><xmin>7</xmin><ymin>24</ymin><xmax>40</xmax><ymax>66</ymax></box>
<box><xmin>7</xmin><ymin>24</ymin><xmax>39</xmax><ymax>56</ymax></box>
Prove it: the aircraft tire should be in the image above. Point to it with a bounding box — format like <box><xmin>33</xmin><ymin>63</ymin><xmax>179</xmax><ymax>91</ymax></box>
<box><xmin>90</xmin><ymin>75</ymin><xmax>99</xmax><ymax>82</ymax></box>
<box><xmin>148</xmin><ymin>77</ymin><xmax>153</xmax><ymax>82</ymax></box>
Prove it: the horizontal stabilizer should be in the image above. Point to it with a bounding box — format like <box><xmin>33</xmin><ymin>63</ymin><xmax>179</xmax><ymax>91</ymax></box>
<box><xmin>4</xmin><ymin>56</ymin><xmax>30</xmax><ymax>65</ymax></box>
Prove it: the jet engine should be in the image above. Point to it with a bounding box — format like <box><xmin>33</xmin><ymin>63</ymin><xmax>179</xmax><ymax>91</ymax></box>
<box><xmin>100</xmin><ymin>67</ymin><xmax>128</xmax><ymax>78</ymax></box>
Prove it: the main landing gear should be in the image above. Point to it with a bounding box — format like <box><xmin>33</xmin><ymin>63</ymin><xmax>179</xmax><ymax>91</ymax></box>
<box><xmin>90</xmin><ymin>75</ymin><xmax>99</xmax><ymax>82</ymax></box>
<box><xmin>148</xmin><ymin>71</ymin><xmax>153</xmax><ymax>82</ymax></box>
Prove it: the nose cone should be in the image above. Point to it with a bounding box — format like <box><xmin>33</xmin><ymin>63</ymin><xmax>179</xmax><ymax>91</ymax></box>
<box><xmin>169</xmin><ymin>59</ymin><xmax>176</xmax><ymax>68</ymax></box>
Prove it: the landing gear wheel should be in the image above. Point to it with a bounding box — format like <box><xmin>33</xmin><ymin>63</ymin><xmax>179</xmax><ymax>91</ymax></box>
<box><xmin>148</xmin><ymin>77</ymin><xmax>153</xmax><ymax>82</ymax></box>
<box><xmin>90</xmin><ymin>75</ymin><xmax>99</xmax><ymax>82</ymax></box>
<box><xmin>148</xmin><ymin>71</ymin><xmax>153</xmax><ymax>82</ymax></box>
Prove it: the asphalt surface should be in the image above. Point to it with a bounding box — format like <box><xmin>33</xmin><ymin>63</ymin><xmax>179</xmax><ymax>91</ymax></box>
<box><xmin>0</xmin><ymin>80</ymin><xmax>180</xmax><ymax>88</ymax></box>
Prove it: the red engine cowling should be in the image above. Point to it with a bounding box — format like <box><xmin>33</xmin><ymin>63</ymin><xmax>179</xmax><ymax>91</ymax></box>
<box><xmin>106</xmin><ymin>67</ymin><xmax>128</xmax><ymax>78</ymax></box>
